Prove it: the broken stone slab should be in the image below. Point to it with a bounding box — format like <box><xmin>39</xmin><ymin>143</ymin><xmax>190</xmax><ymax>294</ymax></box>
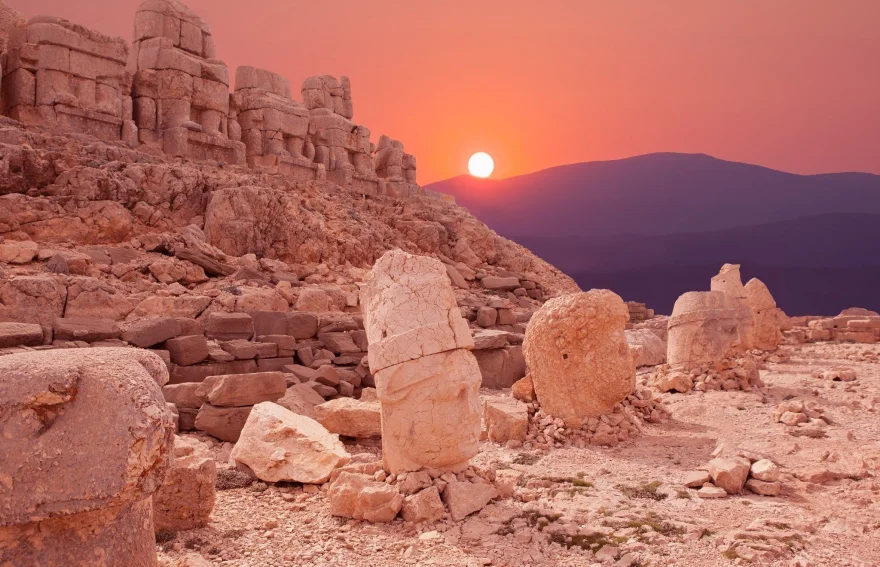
<box><xmin>745</xmin><ymin>478</ymin><xmax>781</xmax><ymax>496</ymax></box>
<box><xmin>153</xmin><ymin>453</ymin><xmax>216</xmax><ymax>531</ymax></box>
<box><xmin>523</xmin><ymin>290</ymin><xmax>635</xmax><ymax>426</ymax></box>
<box><xmin>401</xmin><ymin>486</ymin><xmax>445</xmax><ymax>523</ymax></box>
<box><xmin>441</xmin><ymin>481</ymin><xmax>498</xmax><ymax>521</ymax></box>
<box><xmin>313</xmin><ymin>398</ymin><xmax>381</xmax><ymax>438</ymax></box>
<box><xmin>230</xmin><ymin>402</ymin><xmax>350</xmax><ymax>483</ymax></box>
<box><xmin>480</xmin><ymin>276</ymin><xmax>520</xmax><ymax>291</ymax></box>
<box><xmin>162</xmin><ymin>382</ymin><xmax>207</xmax><ymax>408</ymax></box>
<box><xmin>318</xmin><ymin>331</ymin><xmax>361</xmax><ymax>354</ymax></box>
<box><xmin>287</xmin><ymin>312</ymin><xmax>320</xmax><ymax>338</ymax></box>
<box><xmin>707</xmin><ymin>457</ymin><xmax>751</xmax><ymax>494</ymax></box>
<box><xmin>472</xmin><ymin>329</ymin><xmax>509</xmax><ymax>350</ymax></box>
<box><xmin>122</xmin><ymin>317</ymin><xmax>182</xmax><ymax>348</ymax></box>
<box><xmin>196</xmin><ymin>372</ymin><xmax>286</xmax><ymax>407</ymax></box>
<box><xmin>194</xmin><ymin>404</ymin><xmax>253</xmax><ymax>442</ymax></box>
<box><xmin>0</xmin><ymin>322</ymin><xmax>43</xmax><ymax>347</ymax></box>
<box><xmin>276</xmin><ymin>383</ymin><xmax>326</xmax><ymax>418</ymax></box>
<box><xmin>327</xmin><ymin>471</ymin><xmax>403</xmax><ymax>522</ymax></box>
<box><xmin>0</xmin><ymin>348</ymin><xmax>174</xmax><ymax>566</ymax></box>
<box><xmin>53</xmin><ymin>316</ymin><xmax>122</xmax><ymax>342</ymax></box>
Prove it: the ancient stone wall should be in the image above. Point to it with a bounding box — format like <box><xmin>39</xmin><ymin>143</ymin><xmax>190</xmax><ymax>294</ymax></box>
<box><xmin>1</xmin><ymin>16</ymin><xmax>136</xmax><ymax>143</ymax></box>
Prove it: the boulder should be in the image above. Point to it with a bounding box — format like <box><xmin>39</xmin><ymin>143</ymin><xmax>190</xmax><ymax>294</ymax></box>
<box><xmin>707</xmin><ymin>457</ymin><xmax>751</xmax><ymax>494</ymax></box>
<box><xmin>483</xmin><ymin>396</ymin><xmax>529</xmax><ymax>443</ymax></box>
<box><xmin>313</xmin><ymin>398</ymin><xmax>381</xmax><ymax>438</ymax></box>
<box><xmin>286</xmin><ymin>312</ymin><xmax>319</xmax><ymax>338</ymax></box>
<box><xmin>327</xmin><ymin>472</ymin><xmax>403</xmax><ymax>522</ymax></box>
<box><xmin>230</xmin><ymin>402</ymin><xmax>350</xmax><ymax>483</ymax></box>
<box><xmin>511</xmin><ymin>374</ymin><xmax>536</xmax><ymax>402</ymax></box>
<box><xmin>0</xmin><ymin>348</ymin><xmax>174</xmax><ymax>566</ymax></box>
<box><xmin>522</xmin><ymin>290</ymin><xmax>635</xmax><ymax>426</ymax></box>
<box><xmin>745</xmin><ymin>479</ymin><xmax>781</xmax><ymax>496</ymax></box>
<box><xmin>0</xmin><ymin>240</ymin><xmax>38</xmax><ymax>263</ymax></box>
<box><xmin>196</xmin><ymin>372</ymin><xmax>286</xmax><ymax>407</ymax></box>
<box><xmin>401</xmin><ymin>486</ymin><xmax>445</xmax><ymax>523</ymax></box>
<box><xmin>473</xmin><ymin>345</ymin><xmax>526</xmax><ymax>389</ymax></box>
<box><xmin>0</xmin><ymin>277</ymin><xmax>67</xmax><ymax>339</ymax></box>
<box><xmin>441</xmin><ymin>481</ymin><xmax>498</xmax><ymax>521</ymax></box>
<box><xmin>361</xmin><ymin>250</ymin><xmax>481</xmax><ymax>474</ymax></box>
<box><xmin>750</xmin><ymin>459</ymin><xmax>780</xmax><ymax>482</ymax></box>
<box><xmin>625</xmin><ymin>328</ymin><xmax>667</xmax><ymax>367</ymax></box>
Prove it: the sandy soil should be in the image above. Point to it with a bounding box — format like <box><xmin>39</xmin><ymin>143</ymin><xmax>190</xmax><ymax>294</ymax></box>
<box><xmin>159</xmin><ymin>342</ymin><xmax>880</xmax><ymax>567</ymax></box>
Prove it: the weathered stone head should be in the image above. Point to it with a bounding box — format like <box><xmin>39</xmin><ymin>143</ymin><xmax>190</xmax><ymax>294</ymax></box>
<box><xmin>0</xmin><ymin>348</ymin><xmax>175</xmax><ymax>566</ymax></box>
<box><xmin>667</xmin><ymin>291</ymin><xmax>755</xmax><ymax>368</ymax></box>
<box><xmin>523</xmin><ymin>289</ymin><xmax>635</xmax><ymax>426</ymax></box>
<box><xmin>360</xmin><ymin>249</ymin><xmax>480</xmax><ymax>474</ymax></box>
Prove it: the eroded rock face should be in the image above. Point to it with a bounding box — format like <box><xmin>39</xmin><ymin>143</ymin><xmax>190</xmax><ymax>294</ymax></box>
<box><xmin>230</xmin><ymin>402</ymin><xmax>349</xmax><ymax>484</ymax></box>
<box><xmin>523</xmin><ymin>290</ymin><xmax>635</xmax><ymax>426</ymax></box>
<box><xmin>360</xmin><ymin>250</ymin><xmax>481</xmax><ymax>474</ymax></box>
<box><xmin>743</xmin><ymin>278</ymin><xmax>784</xmax><ymax>351</ymax></box>
<box><xmin>710</xmin><ymin>263</ymin><xmax>747</xmax><ymax>299</ymax></box>
<box><xmin>667</xmin><ymin>291</ymin><xmax>756</xmax><ymax>368</ymax></box>
<box><xmin>0</xmin><ymin>348</ymin><xmax>175</xmax><ymax>566</ymax></box>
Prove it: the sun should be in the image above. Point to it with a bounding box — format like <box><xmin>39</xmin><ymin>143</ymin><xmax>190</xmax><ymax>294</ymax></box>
<box><xmin>468</xmin><ymin>152</ymin><xmax>495</xmax><ymax>178</ymax></box>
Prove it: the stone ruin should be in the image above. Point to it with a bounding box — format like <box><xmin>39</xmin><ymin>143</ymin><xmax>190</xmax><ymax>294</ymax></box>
<box><xmin>522</xmin><ymin>290</ymin><xmax>636</xmax><ymax>426</ymax></box>
<box><xmin>233</xmin><ymin>66</ymin><xmax>321</xmax><ymax>181</ymax></box>
<box><xmin>1</xmin><ymin>15</ymin><xmax>136</xmax><ymax>143</ymax></box>
<box><xmin>129</xmin><ymin>0</ymin><xmax>245</xmax><ymax>164</ymax></box>
<box><xmin>0</xmin><ymin>348</ymin><xmax>174</xmax><ymax>566</ymax></box>
<box><xmin>0</xmin><ymin>0</ymin><xmax>423</xmax><ymax>196</ymax></box>
<box><xmin>359</xmin><ymin>249</ymin><xmax>481</xmax><ymax>473</ymax></box>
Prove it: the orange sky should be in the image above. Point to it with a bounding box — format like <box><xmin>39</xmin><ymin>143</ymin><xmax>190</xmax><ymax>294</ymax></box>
<box><xmin>9</xmin><ymin>0</ymin><xmax>880</xmax><ymax>183</ymax></box>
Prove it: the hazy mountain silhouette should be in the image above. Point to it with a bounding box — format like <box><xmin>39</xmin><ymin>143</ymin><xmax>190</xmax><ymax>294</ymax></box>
<box><xmin>425</xmin><ymin>154</ymin><xmax>880</xmax><ymax>315</ymax></box>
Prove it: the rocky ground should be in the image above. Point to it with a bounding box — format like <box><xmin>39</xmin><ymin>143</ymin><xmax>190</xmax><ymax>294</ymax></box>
<box><xmin>157</xmin><ymin>341</ymin><xmax>880</xmax><ymax>567</ymax></box>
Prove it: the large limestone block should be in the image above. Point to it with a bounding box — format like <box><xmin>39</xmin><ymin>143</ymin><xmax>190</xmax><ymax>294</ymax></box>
<box><xmin>313</xmin><ymin>398</ymin><xmax>381</xmax><ymax>438</ymax></box>
<box><xmin>743</xmin><ymin>278</ymin><xmax>783</xmax><ymax>351</ymax></box>
<box><xmin>0</xmin><ymin>348</ymin><xmax>175</xmax><ymax>566</ymax></box>
<box><xmin>483</xmin><ymin>396</ymin><xmax>529</xmax><ymax>443</ymax></box>
<box><xmin>327</xmin><ymin>472</ymin><xmax>403</xmax><ymax>522</ymax></box>
<box><xmin>0</xmin><ymin>276</ymin><xmax>67</xmax><ymax>339</ymax></box>
<box><xmin>276</xmin><ymin>383</ymin><xmax>325</xmax><ymax>418</ymax></box>
<box><xmin>625</xmin><ymin>328</ymin><xmax>667</xmax><ymax>367</ymax></box>
<box><xmin>230</xmin><ymin>402</ymin><xmax>350</xmax><ymax>483</ymax></box>
<box><xmin>153</xmin><ymin>453</ymin><xmax>216</xmax><ymax>531</ymax></box>
<box><xmin>522</xmin><ymin>290</ymin><xmax>635</xmax><ymax>426</ymax></box>
<box><xmin>360</xmin><ymin>250</ymin><xmax>473</xmax><ymax>374</ymax></box>
<box><xmin>374</xmin><ymin>349</ymin><xmax>482</xmax><ymax>473</ymax></box>
<box><xmin>0</xmin><ymin>322</ymin><xmax>43</xmax><ymax>347</ymax></box>
<box><xmin>193</xmin><ymin>404</ymin><xmax>251</xmax><ymax>442</ymax></box>
<box><xmin>667</xmin><ymin>291</ymin><xmax>755</xmax><ymax>368</ymax></box>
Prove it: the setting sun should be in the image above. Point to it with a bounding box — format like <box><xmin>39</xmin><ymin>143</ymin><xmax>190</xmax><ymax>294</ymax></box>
<box><xmin>468</xmin><ymin>152</ymin><xmax>495</xmax><ymax>178</ymax></box>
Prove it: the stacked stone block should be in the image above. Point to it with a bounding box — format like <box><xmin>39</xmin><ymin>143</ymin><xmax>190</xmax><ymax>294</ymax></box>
<box><xmin>129</xmin><ymin>0</ymin><xmax>245</xmax><ymax>164</ymax></box>
<box><xmin>1</xmin><ymin>16</ymin><xmax>136</xmax><ymax>143</ymax></box>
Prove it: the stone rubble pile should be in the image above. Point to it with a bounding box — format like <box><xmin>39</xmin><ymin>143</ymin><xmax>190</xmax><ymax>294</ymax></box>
<box><xmin>684</xmin><ymin>449</ymin><xmax>783</xmax><ymax>498</ymax></box>
<box><xmin>774</xmin><ymin>399</ymin><xmax>832</xmax><ymax>438</ymax></box>
<box><xmin>648</xmin><ymin>354</ymin><xmax>763</xmax><ymax>394</ymax></box>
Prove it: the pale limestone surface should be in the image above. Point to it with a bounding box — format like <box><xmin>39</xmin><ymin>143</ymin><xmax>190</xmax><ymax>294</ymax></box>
<box><xmin>743</xmin><ymin>277</ymin><xmax>784</xmax><ymax>351</ymax></box>
<box><xmin>313</xmin><ymin>397</ymin><xmax>381</xmax><ymax>439</ymax></box>
<box><xmin>667</xmin><ymin>291</ymin><xmax>756</xmax><ymax>368</ymax></box>
<box><xmin>0</xmin><ymin>348</ymin><xmax>174</xmax><ymax>566</ymax></box>
<box><xmin>710</xmin><ymin>263</ymin><xmax>747</xmax><ymax>299</ymax></box>
<box><xmin>327</xmin><ymin>471</ymin><xmax>403</xmax><ymax>523</ymax></box>
<box><xmin>361</xmin><ymin>250</ymin><xmax>481</xmax><ymax>474</ymax></box>
<box><xmin>230</xmin><ymin>402</ymin><xmax>350</xmax><ymax>484</ymax></box>
<box><xmin>523</xmin><ymin>290</ymin><xmax>635</xmax><ymax>426</ymax></box>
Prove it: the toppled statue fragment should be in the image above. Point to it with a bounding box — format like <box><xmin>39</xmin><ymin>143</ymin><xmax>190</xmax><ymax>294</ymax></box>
<box><xmin>523</xmin><ymin>290</ymin><xmax>635</xmax><ymax>426</ymax></box>
<box><xmin>0</xmin><ymin>348</ymin><xmax>175</xmax><ymax>566</ymax></box>
<box><xmin>667</xmin><ymin>291</ymin><xmax>755</xmax><ymax>368</ymax></box>
<box><xmin>360</xmin><ymin>250</ymin><xmax>481</xmax><ymax>474</ymax></box>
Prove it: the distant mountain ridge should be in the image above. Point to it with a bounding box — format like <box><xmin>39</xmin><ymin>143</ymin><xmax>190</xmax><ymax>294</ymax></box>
<box><xmin>425</xmin><ymin>154</ymin><xmax>880</xmax><ymax>315</ymax></box>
